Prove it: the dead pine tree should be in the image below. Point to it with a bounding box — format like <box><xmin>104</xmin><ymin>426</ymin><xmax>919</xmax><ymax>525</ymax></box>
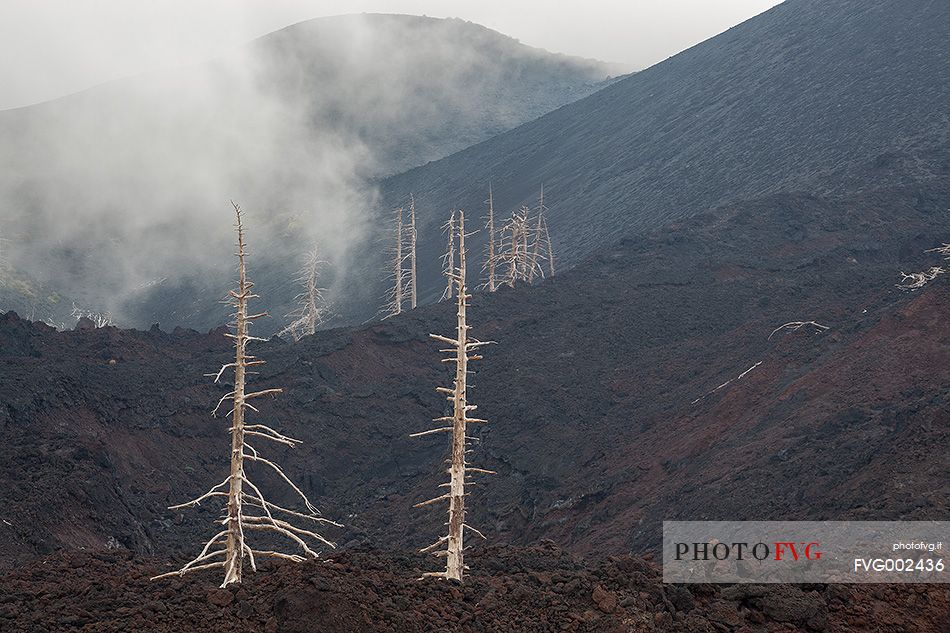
<box><xmin>480</xmin><ymin>184</ymin><xmax>499</xmax><ymax>292</ymax></box>
<box><xmin>441</xmin><ymin>210</ymin><xmax>457</xmax><ymax>301</ymax></box>
<box><xmin>153</xmin><ymin>203</ymin><xmax>339</xmax><ymax>587</ymax></box>
<box><xmin>380</xmin><ymin>206</ymin><xmax>409</xmax><ymax>318</ymax></box>
<box><xmin>527</xmin><ymin>185</ymin><xmax>547</xmax><ymax>283</ymax></box>
<box><xmin>413</xmin><ymin>209</ymin><xmax>494</xmax><ymax>582</ymax></box>
<box><xmin>409</xmin><ymin>194</ymin><xmax>418</xmax><ymax>309</ymax></box>
<box><xmin>277</xmin><ymin>248</ymin><xmax>328</xmax><ymax>341</ymax></box>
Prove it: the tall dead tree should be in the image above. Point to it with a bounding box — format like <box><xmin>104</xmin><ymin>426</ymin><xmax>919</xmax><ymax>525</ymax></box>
<box><xmin>409</xmin><ymin>194</ymin><xmax>418</xmax><ymax>309</ymax></box>
<box><xmin>153</xmin><ymin>203</ymin><xmax>338</xmax><ymax>587</ymax></box>
<box><xmin>277</xmin><ymin>248</ymin><xmax>328</xmax><ymax>341</ymax></box>
<box><xmin>380</xmin><ymin>206</ymin><xmax>409</xmax><ymax>318</ymax></box>
<box><xmin>527</xmin><ymin>185</ymin><xmax>546</xmax><ymax>283</ymax></box>
<box><xmin>481</xmin><ymin>184</ymin><xmax>499</xmax><ymax>292</ymax></box>
<box><xmin>413</xmin><ymin>210</ymin><xmax>494</xmax><ymax>582</ymax></box>
<box><xmin>441</xmin><ymin>210</ymin><xmax>457</xmax><ymax>301</ymax></box>
<box><xmin>526</xmin><ymin>185</ymin><xmax>556</xmax><ymax>282</ymax></box>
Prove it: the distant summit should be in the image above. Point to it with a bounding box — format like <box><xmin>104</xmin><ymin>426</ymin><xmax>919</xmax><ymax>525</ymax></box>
<box><xmin>250</xmin><ymin>13</ymin><xmax>627</xmax><ymax>177</ymax></box>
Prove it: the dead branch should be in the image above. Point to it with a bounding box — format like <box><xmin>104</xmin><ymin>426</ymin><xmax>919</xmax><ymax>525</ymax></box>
<box><xmin>897</xmin><ymin>267</ymin><xmax>945</xmax><ymax>290</ymax></box>
<box><xmin>691</xmin><ymin>361</ymin><xmax>763</xmax><ymax>405</ymax></box>
<box><xmin>767</xmin><ymin>321</ymin><xmax>830</xmax><ymax>340</ymax></box>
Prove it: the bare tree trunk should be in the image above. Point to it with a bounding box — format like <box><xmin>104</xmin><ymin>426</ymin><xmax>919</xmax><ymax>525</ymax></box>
<box><xmin>153</xmin><ymin>202</ymin><xmax>339</xmax><ymax>588</ymax></box>
<box><xmin>528</xmin><ymin>185</ymin><xmax>545</xmax><ymax>283</ymax></box>
<box><xmin>415</xmin><ymin>210</ymin><xmax>494</xmax><ymax>583</ymax></box>
<box><xmin>222</xmin><ymin>203</ymin><xmax>251</xmax><ymax>586</ymax></box>
<box><xmin>444</xmin><ymin>210</ymin><xmax>468</xmax><ymax>581</ymax></box>
<box><xmin>442</xmin><ymin>211</ymin><xmax>456</xmax><ymax>301</ymax></box>
<box><xmin>409</xmin><ymin>194</ymin><xmax>417</xmax><ymax>309</ymax></box>
<box><xmin>484</xmin><ymin>184</ymin><xmax>497</xmax><ymax>292</ymax></box>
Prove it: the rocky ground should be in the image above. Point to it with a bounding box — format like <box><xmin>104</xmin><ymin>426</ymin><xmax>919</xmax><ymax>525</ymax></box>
<box><xmin>1</xmin><ymin>545</ymin><xmax>947</xmax><ymax>632</ymax></box>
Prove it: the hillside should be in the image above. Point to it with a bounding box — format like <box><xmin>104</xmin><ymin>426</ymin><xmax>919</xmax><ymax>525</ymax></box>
<box><xmin>1</xmin><ymin>163</ymin><xmax>947</xmax><ymax>568</ymax></box>
<box><xmin>0</xmin><ymin>14</ymin><xmax>620</xmax><ymax>329</ymax></box>
<box><xmin>354</xmin><ymin>0</ymin><xmax>950</xmax><ymax>313</ymax></box>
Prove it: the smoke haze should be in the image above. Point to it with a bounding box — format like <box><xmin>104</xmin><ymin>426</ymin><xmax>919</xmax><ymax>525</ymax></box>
<box><xmin>0</xmin><ymin>14</ymin><xmax>615</xmax><ymax>329</ymax></box>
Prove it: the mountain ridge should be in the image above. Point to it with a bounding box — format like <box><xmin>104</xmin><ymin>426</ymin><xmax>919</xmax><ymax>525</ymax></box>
<box><xmin>350</xmin><ymin>0</ymin><xmax>950</xmax><ymax>314</ymax></box>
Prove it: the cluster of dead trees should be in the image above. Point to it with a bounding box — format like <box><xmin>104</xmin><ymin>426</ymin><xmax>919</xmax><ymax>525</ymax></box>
<box><xmin>156</xmin><ymin>186</ymin><xmax>555</xmax><ymax>587</ymax></box>
<box><xmin>381</xmin><ymin>195</ymin><xmax>418</xmax><ymax>318</ymax></box>
<box><xmin>382</xmin><ymin>185</ymin><xmax>555</xmax><ymax>317</ymax></box>
<box><xmin>485</xmin><ymin>185</ymin><xmax>554</xmax><ymax>290</ymax></box>
<box><xmin>155</xmin><ymin>196</ymin><xmax>506</xmax><ymax>587</ymax></box>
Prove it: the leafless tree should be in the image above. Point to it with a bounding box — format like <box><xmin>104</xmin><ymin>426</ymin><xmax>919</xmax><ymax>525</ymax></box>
<box><xmin>527</xmin><ymin>185</ymin><xmax>546</xmax><ymax>283</ymax></box>
<box><xmin>480</xmin><ymin>184</ymin><xmax>499</xmax><ymax>292</ymax></box>
<box><xmin>380</xmin><ymin>206</ymin><xmax>410</xmax><ymax>318</ymax></box>
<box><xmin>277</xmin><ymin>248</ymin><xmax>329</xmax><ymax>341</ymax></box>
<box><xmin>153</xmin><ymin>203</ymin><xmax>338</xmax><ymax>587</ymax></box>
<box><xmin>413</xmin><ymin>209</ymin><xmax>494</xmax><ymax>582</ymax></box>
<box><xmin>409</xmin><ymin>194</ymin><xmax>418</xmax><ymax>309</ymax></box>
<box><xmin>525</xmin><ymin>186</ymin><xmax>556</xmax><ymax>281</ymax></box>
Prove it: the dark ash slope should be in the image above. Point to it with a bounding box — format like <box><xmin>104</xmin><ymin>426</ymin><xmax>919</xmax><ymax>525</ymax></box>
<box><xmin>363</xmin><ymin>0</ymin><xmax>950</xmax><ymax>312</ymax></box>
